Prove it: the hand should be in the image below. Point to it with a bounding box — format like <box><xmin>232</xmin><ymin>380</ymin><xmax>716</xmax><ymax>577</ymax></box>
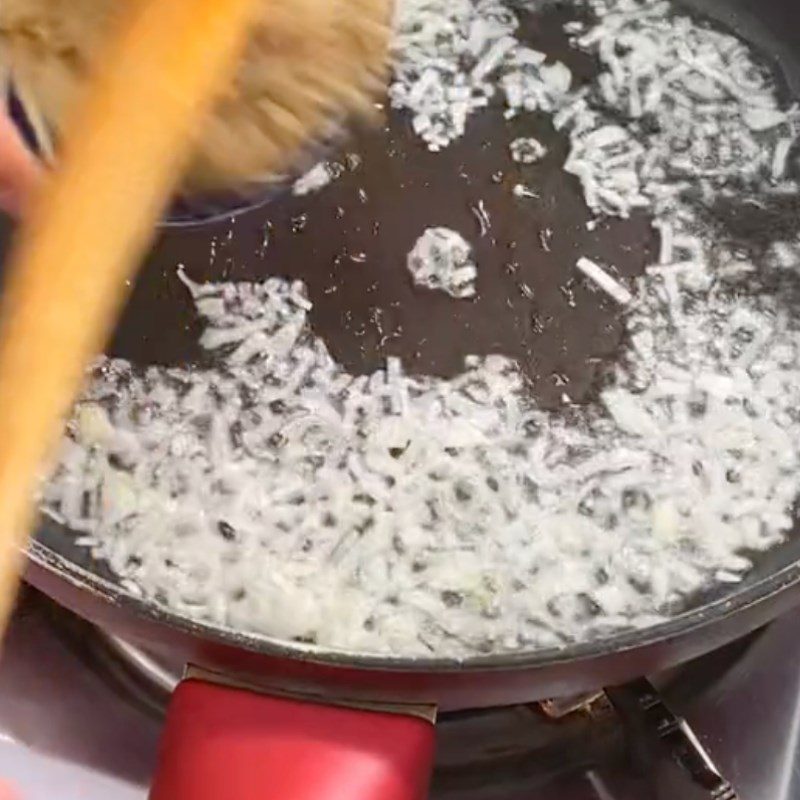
<box><xmin>0</xmin><ymin>780</ymin><xmax>19</xmax><ymax>800</ymax></box>
<box><xmin>0</xmin><ymin>109</ymin><xmax>41</xmax><ymax>217</ymax></box>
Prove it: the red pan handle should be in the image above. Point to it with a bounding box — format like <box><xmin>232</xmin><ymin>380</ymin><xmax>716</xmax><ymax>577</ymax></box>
<box><xmin>149</xmin><ymin>678</ymin><xmax>436</xmax><ymax>800</ymax></box>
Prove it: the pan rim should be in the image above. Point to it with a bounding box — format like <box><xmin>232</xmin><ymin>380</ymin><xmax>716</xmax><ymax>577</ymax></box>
<box><xmin>26</xmin><ymin>534</ymin><xmax>800</xmax><ymax>673</ymax></box>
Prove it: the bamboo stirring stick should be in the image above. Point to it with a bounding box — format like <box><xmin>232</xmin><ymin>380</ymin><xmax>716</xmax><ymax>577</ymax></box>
<box><xmin>0</xmin><ymin>0</ymin><xmax>270</xmax><ymax>633</ymax></box>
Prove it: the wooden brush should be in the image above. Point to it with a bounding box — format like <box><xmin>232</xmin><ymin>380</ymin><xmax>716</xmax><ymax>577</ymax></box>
<box><xmin>0</xmin><ymin>0</ymin><xmax>390</xmax><ymax>634</ymax></box>
<box><xmin>0</xmin><ymin>0</ymin><xmax>391</xmax><ymax>190</ymax></box>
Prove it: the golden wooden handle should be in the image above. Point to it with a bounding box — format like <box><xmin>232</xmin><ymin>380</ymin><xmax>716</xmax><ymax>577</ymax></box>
<box><xmin>0</xmin><ymin>0</ymin><xmax>263</xmax><ymax>634</ymax></box>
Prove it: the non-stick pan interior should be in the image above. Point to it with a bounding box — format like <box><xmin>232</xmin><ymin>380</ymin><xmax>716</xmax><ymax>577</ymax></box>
<box><xmin>11</xmin><ymin>0</ymin><xmax>800</xmax><ymax>669</ymax></box>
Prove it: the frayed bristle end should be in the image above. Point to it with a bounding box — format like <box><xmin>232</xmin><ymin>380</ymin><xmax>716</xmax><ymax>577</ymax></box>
<box><xmin>0</xmin><ymin>0</ymin><xmax>393</xmax><ymax>190</ymax></box>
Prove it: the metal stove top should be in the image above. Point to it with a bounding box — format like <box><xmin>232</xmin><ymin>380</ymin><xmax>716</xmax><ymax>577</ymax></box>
<box><xmin>0</xmin><ymin>589</ymin><xmax>797</xmax><ymax>800</ymax></box>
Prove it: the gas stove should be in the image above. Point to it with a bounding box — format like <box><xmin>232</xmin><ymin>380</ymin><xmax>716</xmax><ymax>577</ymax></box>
<box><xmin>0</xmin><ymin>588</ymin><xmax>796</xmax><ymax>800</ymax></box>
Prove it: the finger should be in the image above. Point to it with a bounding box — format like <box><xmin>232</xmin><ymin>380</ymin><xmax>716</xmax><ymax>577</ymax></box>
<box><xmin>0</xmin><ymin>111</ymin><xmax>41</xmax><ymax>217</ymax></box>
<box><xmin>0</xmin><ymin>779</ymin><xmax>20</xmax><ymax>800</ymax></box>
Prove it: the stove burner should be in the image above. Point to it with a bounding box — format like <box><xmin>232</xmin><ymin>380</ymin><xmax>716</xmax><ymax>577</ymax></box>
<box><xmin>32</xmin><ymin>591</ymin><xmax>753</xmax><ymax>799</ymax></box>
<box><xmin>606</xmin><ymin>680</ymin><xmax>739</xmax><ymax>800</ymax></box>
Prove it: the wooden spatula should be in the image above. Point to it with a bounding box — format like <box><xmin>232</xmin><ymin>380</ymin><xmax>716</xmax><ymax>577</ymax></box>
<box><xmin>0</xmin><ymin>0</ymin><xmax>383</xmax><ymax>635</ymax></box>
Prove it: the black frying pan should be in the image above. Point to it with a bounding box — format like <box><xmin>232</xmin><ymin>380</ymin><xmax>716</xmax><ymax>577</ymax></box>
<box><xmin>4</xmin><ymin>0</ymin><xmax>800</xmax><ymax>797</ymax></box>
